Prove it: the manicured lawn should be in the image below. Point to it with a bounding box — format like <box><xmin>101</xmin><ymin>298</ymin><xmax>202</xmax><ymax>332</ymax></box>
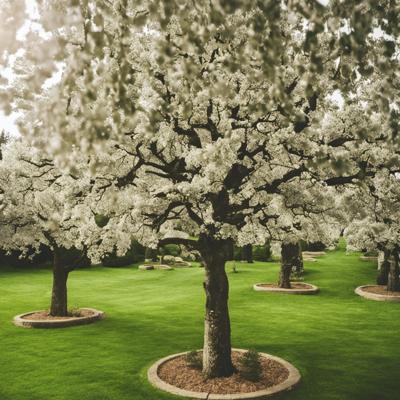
<box><xmin>0</xmin><ymin>243</ymin><xmax>399</xmax><ymax>400</ymax></box>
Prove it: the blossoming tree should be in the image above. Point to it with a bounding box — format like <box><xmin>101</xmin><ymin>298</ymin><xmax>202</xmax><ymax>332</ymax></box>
<box><xmin>0</xmin><ymin>0</ymin><xmax>398</xmax><ymax>379</ymax></box>
<box><xmin>85</xmin><ymin>92</ymin><xmax>390</xmax><ymax>379</ymax></box>
<box><xmin>345</xmin><ymin>171</ymin><xmax>400</xmax><ymax>292</ymax></box>
<box><xmin>0</xmin><ymin>140</ymin><xmax>114</xmax><ymax>316</ymax></box>
<box><xmin>275</xmin><ymin>208</ymin><xmax>343</xmax><ymax>289</ymax></box>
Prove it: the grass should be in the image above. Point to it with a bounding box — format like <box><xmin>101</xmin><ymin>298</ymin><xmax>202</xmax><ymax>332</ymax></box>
<box><xmin>0</xmin><ymin>241</ymin><xmax>399</xmax><ymax>400</ymax></box>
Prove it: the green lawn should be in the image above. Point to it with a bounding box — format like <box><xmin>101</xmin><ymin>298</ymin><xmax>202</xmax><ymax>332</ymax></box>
<box><xmin>0</xmin><ymin>243</ymin><xmax>399</xmax><ymax>400</ymax></box>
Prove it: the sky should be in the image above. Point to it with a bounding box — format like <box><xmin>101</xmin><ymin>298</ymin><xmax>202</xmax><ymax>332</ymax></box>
<box><xmin>0</xmin><ymin>112</ymin><xmax>19</xmax><ymax>136</ymax></box>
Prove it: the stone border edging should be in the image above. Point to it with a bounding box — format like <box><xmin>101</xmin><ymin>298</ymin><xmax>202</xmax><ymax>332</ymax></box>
<box><xmin>355</xmin><ymin>285</ymin><xmax>400</xmax><ymax>302</ymax></box>
<box><xmin>147</xmin><ymin>348</ymin><xmax>301</xmax><ymax>400</ymax></box>
<box><xmin>13</xmin><ymin>308</ymin><xmax>105</xmax><ymax>328</ymax></box>
<box><xmin>253</xmin><ymin>283</ymin><xmax>319</xmax><ymax>295</ymax></box>
<box><xmin>302</xmin><ymin>257</ymin><xmax>317</xmax><ymax>262</ymax></box>
<box><xmin>139</xmin><ymin>264</ymin><xmax>174</xmax><ymax>271</ymax></box>
<box><xmin>302</xmin><ymin>251</ymin><xmax>326</xmax><ymax>257</ymax></box>
<box><xmin>359</xmin><ymin>256</ymin><xmax>378</xmax><ymax>261</ymax></box>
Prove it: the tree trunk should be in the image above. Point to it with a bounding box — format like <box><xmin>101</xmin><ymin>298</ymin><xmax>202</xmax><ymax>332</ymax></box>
<box><xmin>279</xmin><ymin>242</ymin><xmax>300</xmax><ymax>289</ymax></box>
<box><xmin>264</xmin><ymin>241</ymin><xmax>272</xmax><ymax>261</ymax></box>
<box><xmin>199</xmin><ymin>236</ymin><xmax>234</xmax><ymax>378</ymax></box>
<box><xmin>387</xmin><ymin>251</ymin><xmax>400</xmax><ymax>292</ymax></box>
<box><xmin>294</xmin><ymin>242</ymin><xmax>304</xmax><ymax>274</ymax></box>
<box><xmin>145</xmin><ymin>247</ymin><xmax>158</xmax><ymax>262</ymax></box>
<box><xmin>242</xmin><ymin>244</ymin><xmax>253</xmax><ymax>263</ymax></box>
<box><xmin>279</xmin><ymin>263</ymin><xmax>292</xmax><ymax>288</ymax></box>
<box><xmin>226</xmin><ymin>240</ymin><xmax>234</xmax><ymax>261</ymax></box>
<box><xmin>49</xmin><ymin>249</ymin><xmax>69</xmax><ymax>317</ymax></box>
<box><xmin>376</xmin><ymin>250</ymin><xmax>390</xmax><ymax>286</ymax></box>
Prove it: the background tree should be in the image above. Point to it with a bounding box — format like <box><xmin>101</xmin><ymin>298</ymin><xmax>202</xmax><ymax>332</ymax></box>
<box><xmin>345</xmin><ymin>171</ymin><xmax>400</xmax><ymax>292</ymax></box>
<box><xmin>0</xmin><ymin>141</ymin><xmax>107</xmax><ymax>315</ymax></box>
<box><xmin>376</xmin><ymin>250</ymin><xmax>391</xmax><ymax>286</ymax></box>
<box><xmin>280</xmin><ymin>242</ymin><xmax>302</xmax><ymax>288</ymax></box>
<box><xmin>242</xmin><ymin>244</ymin><xmax>253</xmax><ymax>264</ymax></box>
<box><xmin>275</xmin><ymin>210</ymin><xmax>343</xmax><ymax>289</ymax></box>
<box><xmin>144</xmin><ymin>247</ymin><xmax>158</xmax><ymax>263</ymax></box>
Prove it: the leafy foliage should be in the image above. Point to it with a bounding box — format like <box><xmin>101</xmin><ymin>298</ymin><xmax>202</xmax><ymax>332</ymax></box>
<box><xmin>238</xmin><ymin>350</ymin><xmax>262</xmax><ymax>382</ymax></box>
<box><xmin>161</xmin><ymin>244</ymin><xmax>181</xmax><ymax>257</ymax></box>
<box><xmin>253</xmin><ymin>243</ymin><xmax>273</xmax><ymax>262</ymax></box>
<box><xmin>102</xmin><ymin>241</ymin><xmax>145</xmax><ymax>267</ymax></box>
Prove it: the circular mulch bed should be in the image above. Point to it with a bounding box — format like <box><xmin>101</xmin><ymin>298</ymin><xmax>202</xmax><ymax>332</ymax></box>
<box><xmin>13</xmin><ymin>308</ymin><xmax>105</xmax><ymax>328</ymax></box>
<box><xmin>253</xmin><ymin>282</ymin><xmax>319</xmax><ymax>295</ymax></box>
<box><xmin>355</xmin><ymin>285</ymin><xmax>400</xmax><ymax>302</ymax></box>
<box><xmin>148</xmin><ymin>349</ymin><xmax>301</xmax><ymax>399</ymax></box>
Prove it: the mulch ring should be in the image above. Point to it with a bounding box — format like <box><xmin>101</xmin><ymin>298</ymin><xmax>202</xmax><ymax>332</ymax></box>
<box><xmin>13</xmin><ymin>308</ymin><xmax>104</xmax><ymax>328</ymax></box>
<box><xmin>360</xmin><ymin>285</ymin><xmax>400</xmax><ymax>296</ymax></box>
<box><xmin>257</xmin><ymin>283</ymin><xmax>314</xmax><ymax>290</ymax></box>
<box><xmin>22</xmin><ymin>309</ymin><xmax>96</xmax><ymax>320</ymax></box>
<box><xmin>158</xmin><ymin>351</ymin><xmax>289</xmax><ymax>395</ymax></box>
<box><xmin>355</xmin><ymin>285</ymin><xmax>400</xmax><ymax>302</ymax></box>
<box><xmin>253</xmin><ymin>282</ymin><xmax>319</xmax><ymax>295</ymax></box>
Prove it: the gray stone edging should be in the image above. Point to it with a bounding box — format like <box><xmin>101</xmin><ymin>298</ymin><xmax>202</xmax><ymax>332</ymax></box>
<box><xmin>13</xmin><ymin>308</ymin><xmax>105</xmax><ymax>328</ymax></box>
<box><xmin>302</xmin><ymin>257</ymin><xmax>317</xmax><ymax>262</ymax></box>
<box><xmin>253</xmin><ymin>283</ymin><xmax>319</xmax><ymax>295</ymax></box>
<box><xmin>359</xmin><ymin>256</ymin><xmax>378</xmax><ymax>262</ymax></box>
<box><xmin>139</xmin><ymin>264</ymin><xmax>174</xmax><ymax>271</ymax></box>
<box><xmin>147</xmin><ymin>348</ymin><xmax>301</xmax><ymax>400</ymax></box>
<box><xmin>302</xmin><ymin>251</ymin><xmax>326</xmax><ymax>257</ymax></box>
<box><xmin>355</xmin><ymin>285</ymin><xmax>400</xmax><ymax>303</ymax></box>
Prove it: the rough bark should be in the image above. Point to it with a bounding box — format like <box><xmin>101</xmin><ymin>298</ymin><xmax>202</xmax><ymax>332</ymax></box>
<box><xmin>264</xmin><ymin>241</ymin><xmax>272</xmax><ymax>261</ymax></box>
<box><xmin>226</xmin><ymin>240</ymin><xmax>234</xmax><ymax>261</ymax></box>
<box><xmin>279</xmin><ymin>242</ymin><xmax>301</xmax><ymax>288</ymax></box>
<box><xmin>387</xmin><ymin>251</ymin><xmax>400</xmax><ymax>292</ymax></box>
<box><xmin>242</xmin><ymin>244</ymin><xmax>253</xmax><ymax>263</ymax></box>
<box><xmin>376</xmin><ymin>250</ymin><xmax>390</xmax><ymax>286</ymax></box>
<box><xmin>293</xmin><ymin>242</ymin><xmax>304</xmax><ymax>274</ymax></box>
<box><xmin>49</xmin><ymin>248</ymin><xmax>69</xmax><ymax>317</ymax></box>
<box><xmin>279</xmin><ymin>262</ymin><xmax>292</xmax><ymax>288</ymax></box>
<box><xmin>199</xmin><ymin>235</ymin><xmax>234</xmax><ymax>378</ymax></box>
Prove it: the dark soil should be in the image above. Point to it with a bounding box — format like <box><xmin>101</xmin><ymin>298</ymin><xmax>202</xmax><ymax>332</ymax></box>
<box><xmin>158</xmin><ymin>351</ymin><xmax>289</xmax><ymax>394</ymax></box>
<box><xmin>362</xmin><ymin>285</ymin><xmax>400</xmax><ymax>296</ymax></box>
